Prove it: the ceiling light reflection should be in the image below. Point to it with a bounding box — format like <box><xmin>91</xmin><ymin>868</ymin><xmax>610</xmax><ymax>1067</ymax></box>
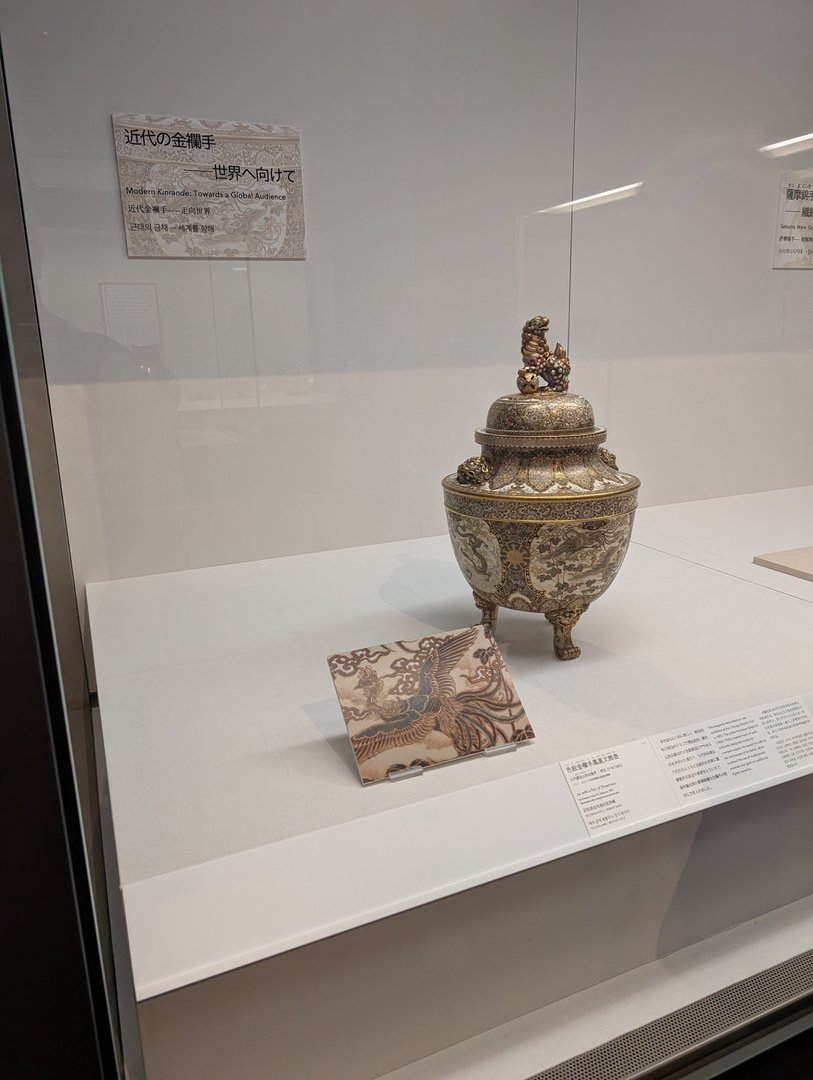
<box><xmin>536</xmin><ymin>181</ymin><xmax>643</xmax><ymax>214</ymax></box>
<box><xmin>760</xmin><ymin>133</ymin><xmax>813</xmax><ymax>157</ymax></box>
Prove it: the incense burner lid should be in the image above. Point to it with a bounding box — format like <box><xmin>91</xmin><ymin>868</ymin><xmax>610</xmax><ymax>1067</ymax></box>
<box><xmin>485</xmin><ymin>390</ymin><xmax>595</xmax><ymax>433</ymax></box>
<box><xmin>445</xmin><ymin>313</ymin><xmax>639</xmax><ymax>500</ymax></box>
<box><xmin>476</xmin><ymin>390</ymin><xmax>606</xmax><ymax>451</ymax></box>
<box><xmin>471</xmin><ymin>314</ymin><xmax>605</xmax><ymax>451</ymax></box>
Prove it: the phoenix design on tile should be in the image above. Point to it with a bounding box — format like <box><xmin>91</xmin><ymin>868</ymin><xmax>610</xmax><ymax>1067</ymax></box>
<box><xmin>329</xmin><ymin>626</ymin><xmax>532</xmax><ymax>783</ymax></box>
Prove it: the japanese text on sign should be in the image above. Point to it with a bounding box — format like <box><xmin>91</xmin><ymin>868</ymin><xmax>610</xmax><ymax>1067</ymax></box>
<box><xmin>112</xmin><ymin>113</ymin><xmax>305</xmax><ymax>259</ymax></box>
<box><xmin>562</xmin><ymin>696</ymin><xmax>813</xmax><ymax>840</ymax></box>
<box><xmin>773</xmin><ymin>170</ymin><xmax>813</xmax><ymax>269</ymax></box>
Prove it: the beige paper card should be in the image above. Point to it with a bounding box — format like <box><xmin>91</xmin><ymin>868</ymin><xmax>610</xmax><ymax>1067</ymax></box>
<box><xmin>112</xmin><ymin>113</ymin><xmax>305</xmax><ymax>259</ymax></box>
<box><xmin>773</xmin><ymin>170</ymin><xmax>813</xmax><ymax>269</ymax></box>
<box><xmin>753</xmin><ymin>546</ymin><xmax>813</xmax><ymax>583</ymax></box>
<box><xmin>328</xmin><ymin>626</ymin><xmax>534</xmax><ymax>784</ymax></box>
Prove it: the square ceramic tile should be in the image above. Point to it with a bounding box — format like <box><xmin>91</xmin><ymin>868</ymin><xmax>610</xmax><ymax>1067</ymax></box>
<box><xmin>328</xmin><ymin>625</ymin><xmax>534</xmax><ymax>784</ymax></box>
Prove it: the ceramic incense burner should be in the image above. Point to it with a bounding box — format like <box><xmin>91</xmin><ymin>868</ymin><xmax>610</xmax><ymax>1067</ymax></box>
<box><xmin>442</xmin><ymin>316</ymin><xmax>640</xmax><ymax>660</ymax></box>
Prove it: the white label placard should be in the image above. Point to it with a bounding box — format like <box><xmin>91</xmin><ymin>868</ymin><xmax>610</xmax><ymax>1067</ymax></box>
<box><xmin>561</xmin><ymin>740</ymin><xmax>679</xmax><ymax>837</ymax></box>
<box><xmin>562</xmin><ymin>697</ymin><xmax>813</xmax><ymax>839</ymax></box>
<box><xmin>773</xmin><ymin>170</ymin><xmax>813</xmax><ymax>269</ymax></box>
<box><xmin>651</xmin><ymin>698</ymin><xmax>813</xmax><ymax>804</ymax></box>
<box><xmin>112</xmin><ymin>113</ymin><xmax>305</xmax><ymax>260</ymax></box>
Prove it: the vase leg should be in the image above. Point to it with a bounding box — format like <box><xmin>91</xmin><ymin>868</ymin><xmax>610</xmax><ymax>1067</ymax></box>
<box><xmin>473</xmin><ymin>591</ymin><xmax>498</xmax><ymax>630</ymax></box>
<box><xmin>545</xmin><ymin>606</ymin><xmax>587</xmax><ymax>661</ymax></box>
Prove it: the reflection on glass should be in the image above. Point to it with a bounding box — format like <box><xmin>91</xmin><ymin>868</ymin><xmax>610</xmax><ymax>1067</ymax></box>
<box><xmin>760</xmin><ymin>132</ymin><xmax>813</xmax><ymax>157</ymax></box>
<box><xmin>536</xmin><ymin>181</ymin><xmax>643</xmax><ymax>214</ymax></box>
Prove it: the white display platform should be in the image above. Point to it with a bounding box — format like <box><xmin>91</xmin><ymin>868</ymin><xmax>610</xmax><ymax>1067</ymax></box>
<box><xmin>87</xmin><ymin>487</ymin><xmax>813</xmax><ymax>1001</ymax></box>
<box><xmin>633</xmin><ymin>485</ymin><xmax>813</xmax><ymax>601</ymax></box>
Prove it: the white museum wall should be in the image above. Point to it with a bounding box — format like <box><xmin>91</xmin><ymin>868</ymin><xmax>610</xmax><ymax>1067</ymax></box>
<box><xmin>2</xmin><ymin>0</ymin><xmax>813</xmax><ymax>602</ymax></box>
<box><xmin>569</xmin><ymin>0</ymin><xmax>813</xmax><ymax>505</ymax></box>
<box><xmin>1</xmin><ymin>0</ymin><xmax>577</xmax><ymax>598</ymax></box>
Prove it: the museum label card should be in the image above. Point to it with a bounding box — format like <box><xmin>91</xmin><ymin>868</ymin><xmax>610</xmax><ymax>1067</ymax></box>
<box><xmin>112</xmin><ymin>113</ymin><xmax>305</xmax><ymax>259</ymax></box>
<box><xmin>650</xmin><ymin>697</ymin><xmax>813</xmax><ymax>804</ymax></box>
<box><xmin>773</xmin><ymin>170</ymin><xmax>813</xmax><ymax>269</ymax></box>
<box><xmin>561</xmin><ymin>740</ymin><xmax>679</xmax><ymax>837</ymax></box>
<box><xmin>563</xmin><ymin>696</ymin><xmax>813</xmax><ymax>839</ymax></box>
<box><xmin>328</xmin><ymin>625</ymin><xmax>534</xmax><ymax>785</ymax></box>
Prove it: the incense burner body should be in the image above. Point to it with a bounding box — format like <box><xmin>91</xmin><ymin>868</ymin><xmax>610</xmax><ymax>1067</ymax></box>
<box><xmin>442</xmin><ymin>317</ymin><xmax>640</xmax><ymax>660</ymax></box>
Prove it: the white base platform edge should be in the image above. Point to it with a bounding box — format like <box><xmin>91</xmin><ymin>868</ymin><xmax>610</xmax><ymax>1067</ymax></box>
<box><xmin>124</xmin><ymin>723</ymin><xmax>813</xmax><ymax>1000</ymax></box>
<box><xmin>381</xmin><ymin>893</ymin><xmax>813</xmax><ymax>1080</ymax></box>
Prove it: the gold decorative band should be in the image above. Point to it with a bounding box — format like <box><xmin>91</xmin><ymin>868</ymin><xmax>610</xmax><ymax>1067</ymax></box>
<box><xmin>445</xmin><ymin>507</ymin><xmax>635</xmax><ymax>526</ymax></box>
<box><xmin>441</xmin><ymin>475</ymin><xmax>641</xmax><ymax>501</ymax></box>
<box><xmin>475</xmin><ymin>427</ymin><xmax>607</xmax><ymax>449</ymax></box>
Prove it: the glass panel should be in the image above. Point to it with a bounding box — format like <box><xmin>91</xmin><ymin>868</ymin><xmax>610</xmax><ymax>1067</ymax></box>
<box><xmin>570</xmin><ymin>0</ymin><xmax>813</xmax><ymax>504</ymax></box>
<box><xmin>4</xmin><ymin>0</ymin><xmax>578</xmax><ymax>593</ymax></box>
<box><xmin>3</xmin><ymin>1</ymin><xmax>813</xmax><ymax>1077</ymax></box>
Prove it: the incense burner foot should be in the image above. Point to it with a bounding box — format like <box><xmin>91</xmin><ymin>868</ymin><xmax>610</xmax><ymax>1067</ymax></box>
<box><xmin>545</xmin><ymin>606</ymin><xmax>587</xmax><ymax>661</ymax></box>
<box><xmin>473</xmin><ymin>591</ymin><xmax>499</xmax><ymax>630</ymax></box>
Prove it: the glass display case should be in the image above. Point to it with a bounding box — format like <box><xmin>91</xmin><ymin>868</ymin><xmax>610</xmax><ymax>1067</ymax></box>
<box><xmin>2</xmin><ymin>1</ymin><xmax>813</xmax><ymax>1077</ymax></box>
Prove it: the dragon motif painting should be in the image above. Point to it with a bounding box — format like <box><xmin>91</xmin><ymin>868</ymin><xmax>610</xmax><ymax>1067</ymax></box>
<box><xmin>328</xmin><ymin>625</ymin><xmax>533</xmax><ymax>784</ymax></box>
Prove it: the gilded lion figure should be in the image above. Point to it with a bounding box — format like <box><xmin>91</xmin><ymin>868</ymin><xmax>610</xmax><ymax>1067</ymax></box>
<box><xmin>517</xmin><ymin>314</ymin><xmax>570</xmax><ymax>393</ymax></box>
